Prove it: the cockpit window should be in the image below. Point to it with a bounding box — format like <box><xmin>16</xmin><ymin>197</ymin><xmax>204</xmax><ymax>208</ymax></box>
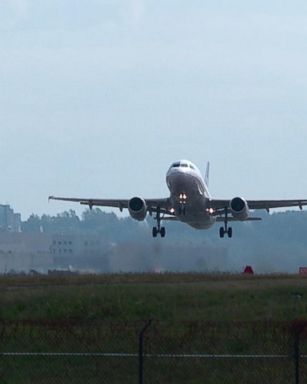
<box><xmin>172</xmin><ymin>161</ymin><xmax>194</xmax><ymax>169</ymax></box>
<box><xmin>172</xmin><ymin>162</ymin><xmax>180</xmax><ymax>168</ymax></box>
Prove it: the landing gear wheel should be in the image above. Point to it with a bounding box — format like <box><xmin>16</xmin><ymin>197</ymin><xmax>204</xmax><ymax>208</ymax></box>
<box><xmin>160</xmin><ymin>227</ymin><xmax>166</xmax><ymax>238</ymax></box>
<box><xmin>219</xmin><ymin>208</ymin><xmax>233</xmax><ymax>239</ymax></box>
<box><xmin>152</xmin><ymin>207</ymin><xmax>166</xmax><ymax>238</ymax></box>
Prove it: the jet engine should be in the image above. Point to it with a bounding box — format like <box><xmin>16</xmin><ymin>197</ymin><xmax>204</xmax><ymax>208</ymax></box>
<box><xmin>128</xmin><ymin>197</ymin><xmax>147</xmax><ymax>221</ymax></box>
<box><xmin>230</xmin><ymin>197</ymin><xmax>249</xmax><ymax>220</ymax></box>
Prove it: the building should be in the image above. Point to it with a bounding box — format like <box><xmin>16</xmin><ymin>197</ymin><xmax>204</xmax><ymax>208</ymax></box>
<box><xmin>0</xmin><ymin>233</ymin><xmax>52</xmax><ymax>273</ymax></box>
<box><xmin>0</xmin><ymin>205</ymin><xmax>21</xmax><ymax>232</ymax></box>
<box><xmin>0</xmin><ymin>231</ymin><xmax>111</xmax><ymax>274</ymax></box>
<box><xmin>51</xmin><ymin>234</ymin><xmax>110</xmax><ymax>272</ymax></box>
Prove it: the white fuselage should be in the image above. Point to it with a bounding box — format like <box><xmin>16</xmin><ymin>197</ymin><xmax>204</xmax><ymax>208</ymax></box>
<box><xmin>166</xmin><ymin>160</ymin><xmax>216</xmax><ymax>229</ymax></box>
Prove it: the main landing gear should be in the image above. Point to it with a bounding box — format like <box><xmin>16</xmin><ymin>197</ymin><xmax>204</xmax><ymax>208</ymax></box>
<box><xmin>219</xmin><ymin>208</ymin><xmax>232</xmax><ymax>238</ymax></box>
<box><xmin>152</xmin><ymin>207</ymin><xmax>166</xmax><ymax>238</ymax></box>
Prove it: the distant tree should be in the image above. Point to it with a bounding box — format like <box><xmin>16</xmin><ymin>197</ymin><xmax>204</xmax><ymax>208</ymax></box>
<box><xmin>81</xmin><ymin>208</ymin><xmax>118</xmax><ymax>232</ymax></box>
<box><xmin>22</xmin><ymin>214</ymin><xmax>42</xmax><ymax>232</ymax></box>
<box><xmin>52</xmin><ymin>210</ymin><xmax>80</xmax><ymax>233</ymax></box>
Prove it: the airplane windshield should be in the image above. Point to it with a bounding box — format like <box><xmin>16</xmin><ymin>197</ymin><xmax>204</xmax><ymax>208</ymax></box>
<box><xmin>172</xmin><ymin>162</ymin><xmax>193</xmax><ymax>168</ymax></box>
<box><xmin>172</xmin><ymin>162</ymin><xmax>180</xmax><ymax>168</ymax></box>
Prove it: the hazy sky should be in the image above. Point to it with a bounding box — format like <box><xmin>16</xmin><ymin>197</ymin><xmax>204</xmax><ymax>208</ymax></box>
<box><xmin>1</xmin><ymin>0</ymin><xmax>307</xmax><ymax>218</ymax></box>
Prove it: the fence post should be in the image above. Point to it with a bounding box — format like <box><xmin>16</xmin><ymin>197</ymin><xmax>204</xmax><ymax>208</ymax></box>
<box><xmin>291</xmin><ymin>321</ymin><xmax>307</xmax><ymax>384</ymax></box>
<box><xmin>294</xmin><ymin>331</ymin><xmax>300</xmax><ymax>384</ymax></box>
<box><xmin>138</xmin><ymin>320</ymin><xmax>152</xmax><ymax>384</ymax></box>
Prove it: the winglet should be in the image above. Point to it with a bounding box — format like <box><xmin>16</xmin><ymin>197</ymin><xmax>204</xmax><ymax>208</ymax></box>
<box><xmin>205</xmin><ymin>162</ymin><xmax>210</xmax><ymax>187</ymax></box>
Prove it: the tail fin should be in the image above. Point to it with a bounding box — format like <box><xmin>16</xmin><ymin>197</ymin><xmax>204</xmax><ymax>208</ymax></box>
<box><xmin>205</xmin><ymin>162</ymin><xmax>210</xmax><ymax>187</ymax></box>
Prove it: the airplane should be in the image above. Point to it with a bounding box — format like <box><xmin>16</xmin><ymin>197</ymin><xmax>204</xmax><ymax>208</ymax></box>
<box><xmin>49</xmin><ymin>159</ymin><xmax>307</xmax><ymax>238</ymax></box>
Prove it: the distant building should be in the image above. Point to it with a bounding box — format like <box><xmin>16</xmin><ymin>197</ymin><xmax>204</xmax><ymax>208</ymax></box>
<box><xmin>0</xmin><ymin>204</ymin><xmax>21</xmax><ymax>232</ymax></box>
<box><xmin>51</xmin><ymin>234</ymin><xmax>110</xmax><ymax>272</ymax></box>
<box><xmin>0</xmin><ymin>233</ymin><xmax>52</xmax><ymax>273</ymax></box>
<box><xmin>0</xmin><ymin>231</ymin><xmax>112</xmax><ymax>274</ymax></box>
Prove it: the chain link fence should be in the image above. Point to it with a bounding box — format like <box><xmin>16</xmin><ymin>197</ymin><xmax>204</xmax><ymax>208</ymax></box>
<box><xmin>0</xmin><ymin>319</ymin><xmax>307</xmax><ymax>383</ymax></box>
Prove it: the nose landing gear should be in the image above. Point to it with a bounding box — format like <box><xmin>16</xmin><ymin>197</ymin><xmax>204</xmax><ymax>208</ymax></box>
<box><xmin>178</xmin><ymin>193</ymin><xmax>188</xmax><ymax>216</ymax></box>
<box><xmin>178</xmin><ymin>204</ymin><xmax>186</xmax><ymax>216</ymax></box>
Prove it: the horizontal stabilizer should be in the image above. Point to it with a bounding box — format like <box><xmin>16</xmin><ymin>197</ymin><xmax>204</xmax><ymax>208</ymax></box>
<box><xmin>216</xmin><ymin>217</ymin><xmax>262</xmax><ymax>222</ymax></box>
<box><xmin>162</xmin><ymin>216</ymin><xmax>179</xmax><ymax>221</ymax></box>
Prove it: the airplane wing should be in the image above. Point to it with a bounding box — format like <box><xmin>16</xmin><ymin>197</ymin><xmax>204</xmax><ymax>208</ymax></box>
<box><xmin>48</xmin><ymin>196</ymin><xmax>172</xmax><ymax>214</ymax></box>
<box><xmin>209</xmin><ymin>199</ymin><xmax>307</xmax><ymax>211</ymax></box>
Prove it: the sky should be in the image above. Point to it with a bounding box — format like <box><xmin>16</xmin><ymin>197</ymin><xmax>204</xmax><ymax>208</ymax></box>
<box><xmin>1</xmin><ymin>0</ymin><xmax>307</xmax><ymax>219</ymax></box>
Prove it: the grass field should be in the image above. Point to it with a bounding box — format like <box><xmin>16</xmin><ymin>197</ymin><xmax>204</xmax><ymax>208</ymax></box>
<box><xmin>1</xmin><ymin>273</ymin><xmax>307</xmax><ymax>383</ymax></box>
<box><xmin>0</xmin><ymin>273</ymin><xmax>307</xmax><ymax>321</ymax></box>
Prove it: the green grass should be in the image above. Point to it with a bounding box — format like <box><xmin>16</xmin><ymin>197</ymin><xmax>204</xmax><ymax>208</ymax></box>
<box><xmin>0</xmin><ymin>273</ymin><xmax>307</xmax><ymax>322</ymax></box>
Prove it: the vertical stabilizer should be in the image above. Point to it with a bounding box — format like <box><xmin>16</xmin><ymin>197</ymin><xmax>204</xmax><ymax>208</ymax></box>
<box><xmin>205</xmin><ymin>162</ymin><xmax>210</xmax><ymax>187</ymax></box>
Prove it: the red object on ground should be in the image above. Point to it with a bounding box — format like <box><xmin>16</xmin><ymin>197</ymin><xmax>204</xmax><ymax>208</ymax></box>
<box><xmin>243</xmin><ymin>266</ymin><xmax>254</xmax><ymax>274</ymax></box>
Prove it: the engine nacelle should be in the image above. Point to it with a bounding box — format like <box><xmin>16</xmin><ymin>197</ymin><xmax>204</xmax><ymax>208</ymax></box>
<box><xmin>230</xmin><ymin>197</ymin><xmax>249</xmax><ymax>220</ymax></box>
<box><xmin>128</xmin><ymin>197</ymin><xmax>147</xmax><ymax>221</ymax></box>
